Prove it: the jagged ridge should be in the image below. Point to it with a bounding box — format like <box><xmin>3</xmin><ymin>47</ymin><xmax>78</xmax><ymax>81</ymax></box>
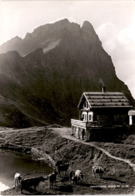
<box><xmin>0</xmin><ymin>19</ymin><xmax>133</xmax><ymax>127</ymax></box>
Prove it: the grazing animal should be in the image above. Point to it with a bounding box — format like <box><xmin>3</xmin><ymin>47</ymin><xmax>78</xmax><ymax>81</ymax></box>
<box><xmin>69</xmin><ymin>170</ymin><xmax>75</xmax><ymax>182</ymax></box>
<box><xmin>48</xmin><ymin>171</ymin><xmax>57</xmax><ymax>189</ymax></box>
<box><xmin>55</xmin><ymin>161</ymin><xmax>69</xmax><ymax>176</ymax></box>
<box><xmin>14</xmin><ymin>173</ymin><xmax>22</xmax><ymax>189</ymax></box>
<box><xmin>72</xmin><ymin>170</ymin><xmax>83</xmax><ymax>184</ymax></box>
<box><xmin>92</xmin><ymin>165</ymin><xmax>104</xmax><ymax>178</ymax></box>
<box><xmin>21</xmin><ymin>176</ymin><xmax>45</xmax><ymax>193</ymax></box>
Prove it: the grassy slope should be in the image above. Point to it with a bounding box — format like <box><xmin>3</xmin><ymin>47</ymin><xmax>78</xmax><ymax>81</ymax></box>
<box><xmin>0</xmin><ymin>126</ymin><xmax>135</xmax><ymax>194</ymax></box>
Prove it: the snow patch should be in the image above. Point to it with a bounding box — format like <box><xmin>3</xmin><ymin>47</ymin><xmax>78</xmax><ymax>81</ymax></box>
<box><xmin>42</xmin><ymin>39</ymin><xmax>61</xmax><ymax>54</ymax></box>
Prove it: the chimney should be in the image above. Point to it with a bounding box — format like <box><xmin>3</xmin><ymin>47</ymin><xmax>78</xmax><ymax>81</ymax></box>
<box><xmin>102</xmin><ymin>86</ymin><xmax>106</xmax><ymax>93</ymax></box>
<box><xmin>99</xmin><ymin>78</ymin><xmax>106</xmax><ymax>93</ymax></box>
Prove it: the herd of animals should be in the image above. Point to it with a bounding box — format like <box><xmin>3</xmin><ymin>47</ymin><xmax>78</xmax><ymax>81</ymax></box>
<box><xmin>14</xmin><ymin>160</ymin><xmax>104</xmax><ymax>194</ymax></box>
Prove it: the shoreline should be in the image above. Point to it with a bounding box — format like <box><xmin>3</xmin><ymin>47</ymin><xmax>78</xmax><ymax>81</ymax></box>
<box><xmin>0</xmin><ymin>146</ymin><xmax>55</xmax><ymax>195</ymax></box>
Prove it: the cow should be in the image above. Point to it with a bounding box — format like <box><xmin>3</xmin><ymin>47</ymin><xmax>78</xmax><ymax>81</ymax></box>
<box><xmin>55</xmin><ymin>161</ymin><xmax>69</xmax><ymax>176</ymax></box>
<box><xmin>48</xmin><ymin>171</ymin><xmax>57</xmax><ymax>189</ymax></box>
<box><xmin>72</xmin><ymin>170</ymin><xmax>83</xmax><ymax>184</ymax></box>
<box><xmin>69</xmin><ymin>170</ymin><xmax>75</xmax><ymax>182</ymax></box>
<box><xmin>21</xmin><ymin>176</ymin><xmax>45</xmax><ymax>193</ymax></box>
<box><xmin>92</xmin><ymin>165</ymin><xmax>104</xmax><ymax>178</ymax></box>
<box><xmin>14</xmin><ymin>173</ymin><xmax>22</xmax><ymax>189</ymax></box>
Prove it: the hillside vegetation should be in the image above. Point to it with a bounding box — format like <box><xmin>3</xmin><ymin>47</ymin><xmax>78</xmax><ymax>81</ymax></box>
<box><xmin>0</xmin><ymin>126</ymin><xmax>135</xmax><ymax>194</ymax></box>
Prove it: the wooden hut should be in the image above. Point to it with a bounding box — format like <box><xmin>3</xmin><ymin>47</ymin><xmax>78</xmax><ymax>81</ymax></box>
<box><xmin>71</xmin><ymin>92</ymin><xmax>132</xmax><ymax>141</ymax></box>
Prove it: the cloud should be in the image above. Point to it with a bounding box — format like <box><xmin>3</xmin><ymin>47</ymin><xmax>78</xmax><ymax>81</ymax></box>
<box><xmin>96</xmin><ymin>23</ymin><xmax>119</xmax><ymax>53</ymax></box>
<box><xmin>118</xmin><ymin>15</ymin><xmax>135</xmax><ymax>45</ymax></box>
<box><xmin>96</xmin><ymin>17</ymin><xmax>135</xmax><ymax>97</ymax></box>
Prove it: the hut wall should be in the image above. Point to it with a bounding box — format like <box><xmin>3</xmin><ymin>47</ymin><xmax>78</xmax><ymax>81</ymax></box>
<box><xmin>86</xmin><ymin>125</ymin><xmax>128</xmax><ymax>142</ymax></box>
<box><xmin>93</xmin><ymin>108</ymin><xmax>129</xmax><ymax>126</ymax></box>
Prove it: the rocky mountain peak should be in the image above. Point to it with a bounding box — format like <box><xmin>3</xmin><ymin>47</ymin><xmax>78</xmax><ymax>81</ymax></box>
<box><xmin>0</xmin><ymin>19</ymin><xmax>133</xmax><ymax>127</ymax></box>
<box><xmin>0</xmin><ymin>19</ymin><xmax>101</xmax><ymax>56</ymax></box>
<box><xmin>82</xmin><ymin>21</ymin><xmax>94</xmax><ymax>32</ymax></box>
<box><xmin>81</xmin><ymin>20</ymin><xmax>101</xmax><ymax>45</ymax></box>
<box><xmin>53</xmin><ymin>18</ymin><xmax>70</xmax><ymax>25</ymax></box>
<box><xmin>11</xmin><ymin>36</ymin><xmax>22</xmax><ymax>42</ymax></box>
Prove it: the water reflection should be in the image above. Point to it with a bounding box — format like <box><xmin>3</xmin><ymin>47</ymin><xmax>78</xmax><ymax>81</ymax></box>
<box><xmin>0</xmin><ymin>182</ymin><xmax>9</xmax><ymax>192</ymax></box>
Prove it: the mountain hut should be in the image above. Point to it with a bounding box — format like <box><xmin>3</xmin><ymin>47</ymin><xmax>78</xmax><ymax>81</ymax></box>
<box><xmin>71</xmin><ymin>91</ymin><xmax>133</xmax><ymax>141</ymax></box>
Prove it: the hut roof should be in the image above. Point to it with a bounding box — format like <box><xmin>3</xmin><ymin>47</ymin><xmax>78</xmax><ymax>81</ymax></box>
<box><xmin>78</xmin><ymin>92</ymin><xmax>132</xmax><ymax>109</ymax></box>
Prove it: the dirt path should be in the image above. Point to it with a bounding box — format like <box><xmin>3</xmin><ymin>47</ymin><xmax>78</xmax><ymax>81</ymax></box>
<box><xmin>53</xmin><ymin>127</ymin><xmax>135</xmax><ymax>171</ymax></box>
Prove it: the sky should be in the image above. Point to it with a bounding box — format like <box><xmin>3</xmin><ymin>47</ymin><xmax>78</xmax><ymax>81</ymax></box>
<box><xmin>0</xmin><ymin>0</ymin><xmax>135</xmax><ymax>98</ymax></box>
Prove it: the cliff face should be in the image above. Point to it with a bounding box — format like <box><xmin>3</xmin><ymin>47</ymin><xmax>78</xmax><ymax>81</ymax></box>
<box><xmin>0</xmin><ymin>19</ymin><xmax>133</xmax><ymax>127</ymax></box>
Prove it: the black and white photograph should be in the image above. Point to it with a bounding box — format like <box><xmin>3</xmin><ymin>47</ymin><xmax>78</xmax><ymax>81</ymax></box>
<box><xmin>0</xmin><ymin>0</ymin><xmax>135</xmax><ymax>195</ymax></box>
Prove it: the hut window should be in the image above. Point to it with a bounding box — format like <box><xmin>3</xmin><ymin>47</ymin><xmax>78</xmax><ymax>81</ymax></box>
<box><xmin>82</xmin><ymin>111</ymin><xmax>87</xmax><ymax>121</ymax></box>
<box><xmin>88</xmin><ymin>112</ymin><xmax>93</xmax><ymax>122</ymax></box>
<box><xmin>84</xmin><ymin>114</ymin><xmax>87</xmax><ymax>121</ymax></box>
<box><xmin>83</xmin><ymin>101</ymin><xmax>89</xmax><ymax>109</ymax></box>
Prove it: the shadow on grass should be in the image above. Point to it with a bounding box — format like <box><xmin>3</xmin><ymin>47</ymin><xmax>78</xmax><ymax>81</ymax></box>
<box><xmin>102</xmin><ymin>177</ymin><xmax>126</xmax><ymax>183</ymax></box>
<box><xmin>76</xmin><ymin>182</ymin><xmax>95</xmax><ymax>187</ymax></box>
<box><xmin>55</xmin><ymin>184</ymin><xmax>73</xmax><ymax>193</ymax></box>
<box><xmin>91</xmin><ymin>186</ymin><xmax>102</xmax><ymax>191</ymax></box>
<box><xmin>60</xmin><ymin>176</ymin><xmax>70</xmax><ymax>182</ymax></box>
<box><xmin>21</xmin><ymin>188</ymin><xmax>42</xmax><ymax>195</ymax></box>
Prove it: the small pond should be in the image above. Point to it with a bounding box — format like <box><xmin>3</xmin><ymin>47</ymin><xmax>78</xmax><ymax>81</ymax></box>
<box><xmin>0</xmin><ymin>149</ymin><xmax>52</xmax><ymax>191</ymax></box>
